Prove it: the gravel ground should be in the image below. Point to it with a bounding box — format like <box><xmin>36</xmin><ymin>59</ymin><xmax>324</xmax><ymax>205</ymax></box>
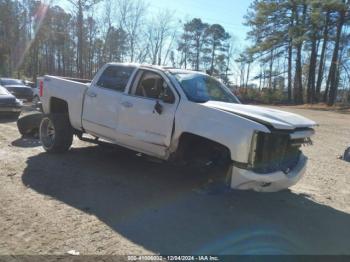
<box><xmin>0</xmin><ymin>106</ymin><xmax>349</xmax><ymax>255</ymax></box>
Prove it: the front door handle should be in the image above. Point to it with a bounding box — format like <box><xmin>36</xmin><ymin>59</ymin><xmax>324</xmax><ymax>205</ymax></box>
<box><xmin>87</xmin><ymin>91</ymin><xmax>97</xmax><ymax>98</ymax></box>
<box><xmin>121</xmin><ymin>101</ymin><xmax>133</xmax><ymax>108</ymax></box>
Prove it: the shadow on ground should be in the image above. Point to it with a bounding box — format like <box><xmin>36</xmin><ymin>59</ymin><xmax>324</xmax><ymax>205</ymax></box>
<box><xmin>0</xmin><ymin>116</ymin><xmax>18</xmax><ymax>123</ymax></box>
<box><xmin>12</xmin><ymin>137</ymin><xmax>41</xmax><ymax>148</ymax></box>
<box><xmin>21</xmin><ymin>145</ymin><xmax>350</xmax><ymax>255</ymax></box>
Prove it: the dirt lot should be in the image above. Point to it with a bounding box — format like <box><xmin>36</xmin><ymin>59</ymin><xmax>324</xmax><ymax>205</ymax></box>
<box><xmin>0</xmin><ymin>107</ymin><xmax>349</xmax><ymax>255</ymax></box>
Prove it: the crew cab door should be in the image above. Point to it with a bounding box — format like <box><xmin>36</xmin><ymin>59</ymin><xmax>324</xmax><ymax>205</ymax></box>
<box><xmin>117</xmin><ymin>69</ymin><xmax>179</xmax><ymax>158</ymax></box>
<box><xmin>82</xmin><ymin>65</ymin><xmax>135</xmax><ymax>141</ymax></box>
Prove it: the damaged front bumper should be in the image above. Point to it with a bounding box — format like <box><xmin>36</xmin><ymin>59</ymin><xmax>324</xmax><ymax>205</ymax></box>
<box><xmin>230</xmin><ymin>154</ymin><xmax>307</xmax><ymax>192</ymax></box>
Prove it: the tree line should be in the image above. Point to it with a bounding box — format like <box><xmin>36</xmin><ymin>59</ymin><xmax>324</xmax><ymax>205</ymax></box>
<box><xmin>1</xmin><ymin>0</ymin><xmax>349</xmax><ymax>106</ymax></box>
<box><xmin>243</xmin><ymin>0</ymin><xmax>350</xmax><ymax>105</ymax></box>
<box><xmin>0</xmin><ymin>0</ymin><xmax>234</xmax><ymax>85</ymax></box>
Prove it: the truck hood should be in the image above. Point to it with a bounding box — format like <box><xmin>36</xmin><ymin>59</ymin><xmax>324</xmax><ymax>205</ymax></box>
<box><xmin>203</xmin><ymin>101</ymin><xmax>317</xmax><ymax>130</ymax></box>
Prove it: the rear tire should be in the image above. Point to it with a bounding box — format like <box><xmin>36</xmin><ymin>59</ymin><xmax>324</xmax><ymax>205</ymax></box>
<box><xmin>40</xmin><ymin>114</ymin><xmax>73</xmax><ymax>153</ymax></box>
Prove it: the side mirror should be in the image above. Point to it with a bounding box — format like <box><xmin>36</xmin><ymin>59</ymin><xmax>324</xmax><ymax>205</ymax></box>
<box><xmin>154</xmin><ymin>100</ymin><xmax>163</xmax><ymax>115</ymax></box>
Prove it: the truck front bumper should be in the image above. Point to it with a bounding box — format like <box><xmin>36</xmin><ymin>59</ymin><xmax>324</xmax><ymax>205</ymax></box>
<box><xmin>230</xmin><ymin>154</ymin><xmax>307</xmax><ymax>192</ymax></box>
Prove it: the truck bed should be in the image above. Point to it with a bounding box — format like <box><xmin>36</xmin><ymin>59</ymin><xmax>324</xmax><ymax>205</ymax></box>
<box><xmin>41</xmin><ymin>75</ymin><xmax>91</xmax><ymax>130</ymax></box>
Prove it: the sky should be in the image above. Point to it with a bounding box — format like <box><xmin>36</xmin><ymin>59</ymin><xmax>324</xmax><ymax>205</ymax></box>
<box><xmin>58</xmin><ymin>0</ymin><xmax>253</xmax><ymax>46</ymax></box>
<box><xmin>57</xmin><ymin>0</ymin><xmax>255</xmax><ymax>84</ymax></box>
<box><xmin>146</xmin><ymin>0</ymin><xmax>253</xmax><ymax>45</ymax></box>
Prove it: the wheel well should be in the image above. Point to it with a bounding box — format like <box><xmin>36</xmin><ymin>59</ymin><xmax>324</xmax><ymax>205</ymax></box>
<box><xmin>175</xmin><ymin>132</ymin><xmax>232</xmax><ymax>165</ymax></box>
<box><xmin>50</xmin><ymin>97</ymin><xmax>69</xmax><ymax>114</ymax></box>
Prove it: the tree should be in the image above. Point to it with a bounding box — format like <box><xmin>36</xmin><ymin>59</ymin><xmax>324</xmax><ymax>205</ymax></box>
<box><xmin>3</xmin><ymin>0</ymin><xmax>348</xmax><ymax>107</ymax></box>
<box><xmin>245</xmin><ymin>0</ymin><xmax>293</xmax><ymax>94</ymax></box>
<box><xmin>327</xmin><ymin>1</ymin><xmax>348</xmax><ymax>105</ymax></box>
<box><xmin>315</xmin><ymin>9</ymin><xmax>331</xmax><ymax>102</ymax></box>
<box><xmin>147</xmin><ymin>10</ymin><xmax>175</xmax><ymax>65</ymax></box>
<box><xmin>205</xmin><ymin>24</ymin><xmax>230</xmax><ymax>75</ymax></box>
<box><xmin>68</xmin><ymin>0</ymin><xmax>100</xmax><ymax>78</ymax></box>
<box><xmin>183</xmin><ymin>18</ymin><xmax>209</xmax><ymax>70</ymax></box>
<box><xmin>306</xmin><ymin>2</ymin><xmax>322</xmax><ymax>103</ymax></box>
<box><xmin>117</xmin><ymin>0</ymin><xmax>147</xmax><ymax>63</ymax></box>
<box><xmin>178</xmin><ymin>22</ymin><xmax>192</xmax><ymax>69</ymax></box>
<box><xmin>244</xmin><ymin>0</ymin><xmax>350</xmax><ymax>106</ymax></box>
<box><xmin>292</xmin><ymin>0</ymin><xmax>307</xmax><ymax>104</ymax></box>
<box><xmin>237</xmin><ymin>50</ymin><xmax>254</xmax><ymax>87</ymax></box>
<box><xmin>178</xmin><ymin>19</ymin><xmax>232</xmax><ymax>78</ymax></box>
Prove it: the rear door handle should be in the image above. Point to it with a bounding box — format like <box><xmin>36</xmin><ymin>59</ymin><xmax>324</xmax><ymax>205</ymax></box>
<box><xmin>121</xmin><ymin>101</ymin><xmax>133</xmax><ymax>108</ymax></box>
<box><xmin>87</xmin><ymin>92</ymin><xmax>97</xmax><ymax>98</ymax></box>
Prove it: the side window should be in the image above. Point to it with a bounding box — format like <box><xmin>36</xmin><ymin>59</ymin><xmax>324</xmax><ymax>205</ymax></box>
<box><xmin>134</xmin><ymin>71</ymin><xmax>175</xmax><ymax>103</ymax></box>
<box><xmin>96</xmin><ymin>66</ymin><xmax>134</xmax><ymax>92</ymax></box>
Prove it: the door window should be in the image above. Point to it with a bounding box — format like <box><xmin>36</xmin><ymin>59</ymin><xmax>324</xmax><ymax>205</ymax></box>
<box><xmin>133</xmin><ymin>71</ymin><xmax>175</xmax><ymax>103</ymax></box>
<box><xmin>96</xmin><ymin>66</ymin><xmax>134</xmax><ymax>92</ymax></box>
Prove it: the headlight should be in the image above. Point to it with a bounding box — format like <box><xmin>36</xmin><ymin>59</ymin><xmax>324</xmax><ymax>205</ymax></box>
<box><xmin>248</xmin><ymin>131</ymin><xmax>259</xmax><ymax>168</ymax></box>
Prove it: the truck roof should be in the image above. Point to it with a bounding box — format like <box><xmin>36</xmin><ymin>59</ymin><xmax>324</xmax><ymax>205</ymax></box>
<box><xmin>106</xmin><ymin>62</ymin><xmax>207</xmax><ymax>76</ymax></box>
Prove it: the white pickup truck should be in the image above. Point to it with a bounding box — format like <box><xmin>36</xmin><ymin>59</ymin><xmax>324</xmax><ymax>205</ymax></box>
<box><xmin>39</xmin><ymin>63</ymin><xmax>316</xmax><ymax>192</ymax></box>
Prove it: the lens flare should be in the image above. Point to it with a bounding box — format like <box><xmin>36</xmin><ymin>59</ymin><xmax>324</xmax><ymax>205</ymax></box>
<box><xmin>13</xmin><ymin>1</ymin><xmax>50</xmax><ymax>72</ymax></box>
<box><xmin>195</xmin><ymin>226</ymin><xmax>305</xmax><ymax>254</ymax></box>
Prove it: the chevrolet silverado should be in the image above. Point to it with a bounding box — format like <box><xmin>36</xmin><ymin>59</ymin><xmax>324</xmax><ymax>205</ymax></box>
<box><xmin>38</xmin><ymin>63</ymin><xmax>316</xmax><ymax>192</ymax></box>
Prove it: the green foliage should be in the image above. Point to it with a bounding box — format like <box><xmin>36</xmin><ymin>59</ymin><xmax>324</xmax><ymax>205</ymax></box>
<box><xmin>178</xmin><ymin>18</ymin><xmax>231</xmax><ymax>78</ymax></box>
<box><xmin>1</xmin><ymin>0</ymin><xmax>349</xmax><ymax>108</ymax></box>
<box><xmin>239</xmin><ymin>88</ymin><xmax>288</xmax><ymax>104</ymax></box>
<box><xmin>244</xmin><ymin>0</ymin><xmax>350</xmax><ymax>105</ymax></box>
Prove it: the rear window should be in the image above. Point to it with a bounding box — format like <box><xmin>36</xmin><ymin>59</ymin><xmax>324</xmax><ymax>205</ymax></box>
<box><xmin>96</xmin><ymin>66</ymin><xmax>134</xmax><ymax>92</ymax></box>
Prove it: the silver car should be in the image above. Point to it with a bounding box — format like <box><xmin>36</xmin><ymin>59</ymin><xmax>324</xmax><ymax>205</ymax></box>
<box><xmin>0</xmin><ymin>85</ymin><xmax>22</xmax><ymax>119</ymax></box>
<box><xmin>0</xmin><ymin>78</ymin><xmax>34</xmax><ymax>102</ymax></box>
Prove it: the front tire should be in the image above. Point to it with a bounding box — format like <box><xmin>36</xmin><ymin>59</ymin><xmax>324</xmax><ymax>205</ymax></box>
<box><xmin>40</xmin><ymin>114</ymin><xmax>73</xmax><ymax>153</ymax></box>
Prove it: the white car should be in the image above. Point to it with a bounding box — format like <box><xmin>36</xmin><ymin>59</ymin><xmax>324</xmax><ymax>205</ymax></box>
<box><xmin>38</xmin><ymin>63</ymin><xmax>316</xmax><ymax>192</ymax></box>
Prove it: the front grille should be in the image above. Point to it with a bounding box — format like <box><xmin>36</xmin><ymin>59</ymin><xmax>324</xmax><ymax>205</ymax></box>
<box><xmin>251</xmin><ymin>132</ymin><xmax>302</xmax><ymax>174</ymax></box>
<box><xmin>0</xmin><ymin>98</ymin><xmax>16</xmax><ymax>105</ymax></box>
<box><xmin>14</xmin><ymin>94</ymin><xmax>32</xmax><ymax>99</ymax></box>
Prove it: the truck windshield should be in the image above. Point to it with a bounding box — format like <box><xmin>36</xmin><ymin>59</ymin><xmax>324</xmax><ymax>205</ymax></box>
<box><xmin>173</xmin><ymin>73</ymin><xmax>240</xmax><ymax>103</ymax></box>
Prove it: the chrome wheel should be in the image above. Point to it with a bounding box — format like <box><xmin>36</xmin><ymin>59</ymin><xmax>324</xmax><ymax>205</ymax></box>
<box><xmin>39</xmin><ymin>114</ymin><xmax>73</xmax><ymax>153</ymax></box>
<box><xmin>40</xmin><ymin>117</ymin><xmax>55</xmax><ymax>149</ymax></box>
